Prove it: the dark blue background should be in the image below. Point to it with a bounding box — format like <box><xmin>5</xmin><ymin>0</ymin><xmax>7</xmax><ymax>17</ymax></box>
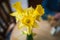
<box><xmin>41</xmin><ymin>0</ymin><xmax>60</xmax><ymax>20</ymax></box>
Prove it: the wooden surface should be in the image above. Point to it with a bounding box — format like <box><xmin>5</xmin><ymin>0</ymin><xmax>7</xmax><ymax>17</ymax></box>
<box><xmin>10</xmin><ymin>21</ymin><xmax>60</xmax><ymax>40</ymax></box>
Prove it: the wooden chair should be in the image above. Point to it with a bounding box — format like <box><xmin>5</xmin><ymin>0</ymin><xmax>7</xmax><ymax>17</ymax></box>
<box><xmin>0</xmin><ymin>0</ymin><xmax>15</xmax><ymax>40</ymax></box>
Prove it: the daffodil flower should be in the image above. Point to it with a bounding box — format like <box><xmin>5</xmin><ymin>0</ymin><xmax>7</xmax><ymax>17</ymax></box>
<box><xmin>12</xmin><ymin>2</ymin><xmax>24</xmax><ymax>15</ymax></box>
<box><xmin>10</xmin><ymin>2</ymin><xmax>44</xmax><ymax>35</ymax></box>
<box><xmin>32</xmin><ymin>5</ymin><xmax>44</xmax><ymax>21</ymax></box>
<box><xmin>24</xmin><ymin>7</ymin><xmax>34</xmax><ymax>16</ymax></box>
<box><xmin>35</xmin><ymin>5</ymin><xmax>44</xmax><ymax>16</ymax></box>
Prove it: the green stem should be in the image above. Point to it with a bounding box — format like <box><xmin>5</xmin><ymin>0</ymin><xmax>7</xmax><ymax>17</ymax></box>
<box><xmin>27</xmin><ymin>33</ymin><xmax>33</xmax><ymax>40</ymax></box>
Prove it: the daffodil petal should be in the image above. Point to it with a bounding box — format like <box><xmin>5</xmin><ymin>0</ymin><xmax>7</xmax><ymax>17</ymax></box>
<box><xmin>10</xmin><ymin>12</ymin><xmax>18</xmax><ymax>16</ymax></box>
<box><xmin>33</xmin><ymin>22</ymin><xmax>39</xmax><ymax>28</ymax></box>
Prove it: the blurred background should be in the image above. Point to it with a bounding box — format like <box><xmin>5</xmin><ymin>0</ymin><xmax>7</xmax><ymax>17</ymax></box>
<box><xmin>0</xmin><ymin>0</ymin><xmax>60</xmax><ymax>40</ymax></box>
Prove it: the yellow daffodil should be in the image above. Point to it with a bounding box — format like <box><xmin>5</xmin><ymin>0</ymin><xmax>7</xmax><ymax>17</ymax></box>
<box><xmin>12</xmin><ymin>2</ymin><xmax>24</xmax><ymax>15</ymax></box>
<box><xmin>20</xmin><ymin>15</ymin><xmax>39</xmax><ymax>35</ymax></box>
<box><xmin>35</xmin><ymin>5</ymin><xmax>44</xmax><ymax>16</ymax></box>
<box><xmin>32</xmin><ymin>5</ymin><xmax>44</xmax><ymax>21</ymax></box>
<box><xmin>24</xmin><ymin>7</ymin><xmax>34</xmax><ymax>16</ymax></box>
<box><xmin>10</xmin><ymin>2</ymin><xmax>45</xmax><ymax>35</ymax></box>
<box><xmin>17</xmin><ymin>15</ymin><xmax>35</xmax><ymax>35</ymax></box>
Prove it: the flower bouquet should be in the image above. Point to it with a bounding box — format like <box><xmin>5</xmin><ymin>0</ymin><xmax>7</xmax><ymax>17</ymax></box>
<box><xmin>10</xmin><ymin>2</ymin><xmax>44</xmax><ymax>40</ymax></box>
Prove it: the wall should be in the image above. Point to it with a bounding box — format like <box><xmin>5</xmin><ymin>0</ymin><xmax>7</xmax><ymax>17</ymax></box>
<box><xmin>10</xmin><ymin>0</ymin><xmax>28</xmax><ymax>11</ymax></box>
